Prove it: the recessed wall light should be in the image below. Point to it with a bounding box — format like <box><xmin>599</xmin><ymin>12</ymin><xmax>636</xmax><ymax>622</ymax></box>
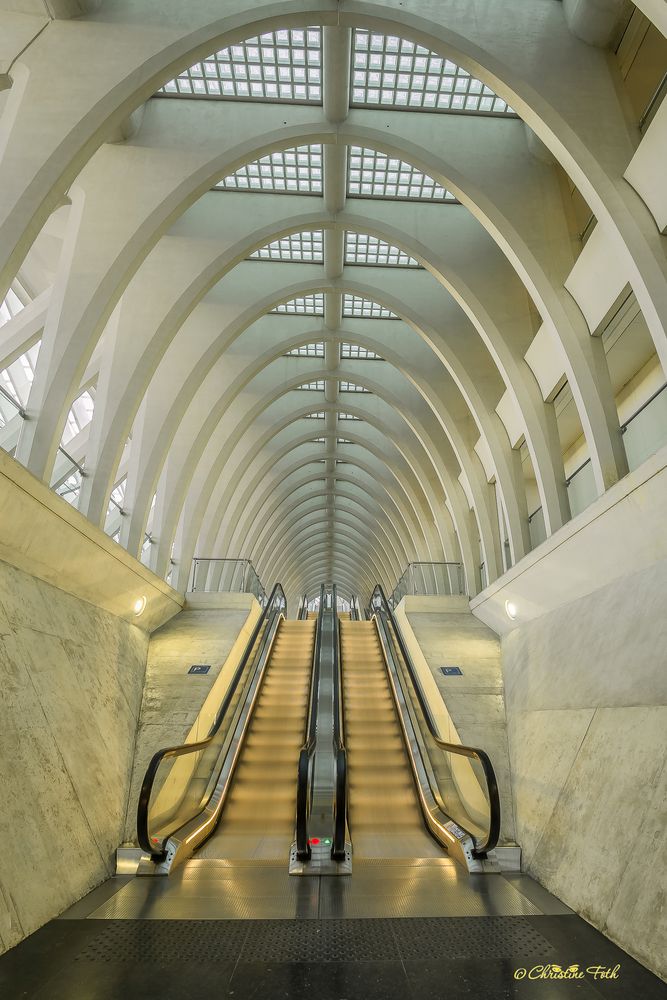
<box><xmin>133</xmin><ymin>596</ymin><xmax>147</xmax><ymax>616</ymax></box>
<box><xmin>505</xmin><ymin>600</ymin><xmax>518</xmax><ymax>621</ymax></box>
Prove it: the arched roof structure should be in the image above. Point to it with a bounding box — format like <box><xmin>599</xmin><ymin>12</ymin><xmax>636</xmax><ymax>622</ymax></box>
<box><xmin>0</xmin><ymin>0</ymin><xmax>665</xmax><ymax>609</ymax></box>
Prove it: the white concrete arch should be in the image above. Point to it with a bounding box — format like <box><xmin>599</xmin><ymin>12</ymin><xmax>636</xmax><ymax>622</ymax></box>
<box><xmin>209</xmin><ymin>427</ymin><xmax>439</xmax><ymax>573</ymax></box>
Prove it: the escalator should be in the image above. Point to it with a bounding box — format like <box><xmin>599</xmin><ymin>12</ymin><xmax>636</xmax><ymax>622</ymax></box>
<box><xmin>197</xmin><ymin>617</ymin><xmax>315</xmax><ymax>860</ymax></box>
<box><xmin>137</xmin><ymin>585</ymin><xmax>317</xmax><ymax>872</ymax></box>
<box><xmin>339</xmin><ymin>586</ymin><xmax>501</xmax><ymax>870</ymax></box>
<box><xmin>341</xmin><ymin>620</ymin><xmax>442</xmax><ymax>859</ymax></box>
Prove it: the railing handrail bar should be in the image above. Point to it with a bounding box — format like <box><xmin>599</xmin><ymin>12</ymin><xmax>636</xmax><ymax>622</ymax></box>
<box><xmin>620</xmin><ymin>381</ymin><xmax>667</xmax><ymax>432</ymax></box>
<box><xmin>330</xmin><ymin>583</ymin><xmax>348</xmax><ymax>859</ymax></box>
<box><xmin>137</xmin><ymin>582</ymin><xmax>286</xmax><ymax>855</ymax></box>
<box><xmin>564</xmin><ymin>456</ymin><xmax>592</xmax><ymax>487</ymax></box>
<box><xmin>295</xmin><ymin>583</ymin><xmax>325</xmax><ymax>860</ymax></box>
<box><xmin>370</xmin><ymin>583</ymin><xmax>500</xmax><ymax>856</ymax></box>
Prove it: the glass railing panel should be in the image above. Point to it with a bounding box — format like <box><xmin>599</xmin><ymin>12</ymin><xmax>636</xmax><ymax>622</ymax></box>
<box><xmin>140</xmin><ymin>611</ymin><xmax>274</xmax><ymax>851</ymax></box>
<box><xmin>622</xmin><ymin>384</ymin><xmax>667</xmax><ymax>472</ymax></box>
<box><xmin>566</xmin><ymin>459</ymin><xmax>596</xmax><ymax>518</ymax></box>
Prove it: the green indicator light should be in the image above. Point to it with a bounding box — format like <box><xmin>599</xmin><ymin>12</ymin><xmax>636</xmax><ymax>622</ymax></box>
<box><xmin>324</xmin><ymin>838</ymin><xmax>331</xmax><ymax>845</ymax></box>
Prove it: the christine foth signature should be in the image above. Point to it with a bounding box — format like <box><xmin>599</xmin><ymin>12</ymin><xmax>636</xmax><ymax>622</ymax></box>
<box><xmin>513</xmin><ymin>964</ymin><xmax>621</xmax><ymax>981</ymax></box>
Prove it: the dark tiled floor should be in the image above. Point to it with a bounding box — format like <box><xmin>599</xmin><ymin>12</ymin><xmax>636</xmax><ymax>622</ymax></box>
<box><xmin>1</xmin><ymin>916</ymin><xmax>665</xmax><ymax>1000</ymax></box>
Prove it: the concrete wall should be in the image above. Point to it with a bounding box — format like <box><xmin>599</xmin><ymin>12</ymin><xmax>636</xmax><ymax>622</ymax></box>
<box><xmin>123</xmin><ymin>593</ymin><xmax>260</xmax><ymax>841</ymax></box>
<box><xmin>0</xmin><ymin>450</ymin><xmax>182</xmax><ymax>954</ymax></box>
<box><xmin>398</xmin><ymin>596</ymin><xmax>516</xmax><ymax>844</ymax></box>
<box><xmin>502</xmin><ymin>558</ymin><xmax>667</xmax><ymax>980</ymax></box>
<box><xmin>471</xmin><ymin>447</ymin><xmax>667</xmax><ymax>979</ymax></box>
<box><xmin>0</xmin><ymin>557</ymin><xmax>148</xmax><ymax>955</ymax></box>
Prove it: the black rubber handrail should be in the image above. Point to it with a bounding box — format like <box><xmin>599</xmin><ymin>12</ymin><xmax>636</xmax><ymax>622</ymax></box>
<box><xmin>370</xmin><ymin>584</ymin><xmax>501</xmax><ymax>857</ymax></box>
<box><xmin>137</xmin><ymin>583</ymin><xmax>286</xmax><ymax>857</ymax></box>
<box><xmin>330</xmin><ymin>584</ymin><xmax>348</xmax><ymax>860</ymax></box>
<box><xmin>295</xmin><ymin>584</ymin><xmax>325</xmax><ymax>860</ymax></box>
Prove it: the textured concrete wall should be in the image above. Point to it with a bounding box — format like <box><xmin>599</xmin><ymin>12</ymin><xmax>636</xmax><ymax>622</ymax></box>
<box><xmin>0</xmin><ymin>558</ymin><xmax>148</xmax><ymax>955</ymax></box>
<box><xmin>502</xmin><ymin>557</ymin><xmax>667</xmax><ymax>980</ymax></box>
<box><xmin>399</xmin><ymin>596</ymin><xmax>516</xmax><ymax>844</ymax></box>
<box><xmin>123</xmin><ymin>594</ymin><xmax>259</xmax><ymax>841</ymax></box>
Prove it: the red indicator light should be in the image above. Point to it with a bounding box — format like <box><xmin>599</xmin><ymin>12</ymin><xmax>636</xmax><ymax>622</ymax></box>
<box><xmin>309</xmin><ymin>837</ymin><xmax>320</xmax><ymax>845</ymax></box>
<box><xmin>151</xmin><ymin>837</ymin><xmax>160</xmax><ymax>843</ymax></box>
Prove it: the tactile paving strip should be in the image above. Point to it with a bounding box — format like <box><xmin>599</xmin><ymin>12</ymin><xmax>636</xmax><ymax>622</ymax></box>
<box><xmin>76</xmin><ymin>920</ymin><xmax>249</xmax><ymax>962</ymax></box>
<box><xmin>391</xmin><ymin>916</ymin><xmax>554</xmax><ymax>959</ymax></box>
<box><xmin>74</xmin><ymin>917</ymin><xmax>554</xmax><ymax>964</ymax></box>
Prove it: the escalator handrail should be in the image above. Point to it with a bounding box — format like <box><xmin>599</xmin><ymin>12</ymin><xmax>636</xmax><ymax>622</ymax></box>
<box><xmin>370</xmin><ymin>583</ymin><xmax>500</xmax><ymax>856</ymax></box>
<box><xmin>295</xmin><ymin>583</ymin><xmax>325</xmax><ymax>860</ymax></box>
<box><xmin>331</xmin><ymin>584</ymin><xmax>348</xmax><ymax>860</ymax></box>
<box><xmin>137</xmin><ymin>582</ymin><xmax>286</xmax><ymax>856</ymax></box>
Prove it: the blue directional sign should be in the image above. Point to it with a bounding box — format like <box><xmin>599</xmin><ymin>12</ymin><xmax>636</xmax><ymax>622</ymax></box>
<box><xmin>440</xmin><ymin>666</ymin><xmax>463</xmax><ymax>676</ymax></box>
<box><xmin>188</xmin><ymin>664</ymin><xmax>211</xmax><ymax>675</ymax></box>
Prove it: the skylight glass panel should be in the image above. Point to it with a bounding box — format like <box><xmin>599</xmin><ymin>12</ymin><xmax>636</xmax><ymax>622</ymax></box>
<box><xmin>339</xmin><ymin>380</ymin><xmax>370</xmax><ymax>393</ymax></box>
<box><xmin>61</xmin><ymin>388</ymin><xmax>95</xmax><ymax>446</ymax></box>
<box><xmin>343</xmin><ymin>294</ymin><xmax>398</xmax><ymax>319</ymax></box>
<box><xmin>161</xmin><ymin>28</ymin><xmax>322</xmax><ymax>103</ymax></box>
<box><xmin>54</xmin><ymin>469</ymin><xmax>82</xmax><ymax>506</ymax></box>
<box><xmin>216</xmin><ymin>145</ymin><xmax>323</xmax><ymax>194</ymax></box>
<box><xmin>296</xmin><ymin>380</ymin><xmax>325</xmax><ymax>391</ymax></box>
<box><xmin>341</xmin><ymin>343</ymin><xmax>384</xmax><ymax>360</ymax></box>
<box><xmin>337</xmin><ymin>437</ymin><xmax>353</xmax><ymax>444</ymax></box>
<box><xmin>345</xmin><ymin>233</ymin><xmax>420</xmax><ymax>267</ymax></box>
<box><xmin>251</xmin><ymin>231</ymin><xmax>323</xmax><ymax>262</ymax></box>
<box><xmin>271</xmin><ymin>293</ymin><xmax>324</xmax><ymax>315</ymax></box>
<box><xmin>0</xmin><ymin>287</ymin><xmax>25</xmax><ymax>328</ymax></box>
<box><xmin>351</xmin><ymin>30</ymin><xmax>513</xmax><ymax>114</ymax></box>
<box><xmin>0</xmin><ymin>340</ymin><xmax>40</xmax><ymax>411</ymax></box>
<box><xmin>338</xmin><ymin>412</ymin><xmax>361</xmax><ymax>421</ymax></box>
<box><xmin>286</xmin><ymin>342</ymin><xmax>325</xmax><ymax>357</ymax></box>
<box><xmin>348</xmin><ymin>147</ymin><xmax>456</xmax><ymax>201</ymax></box>
<box><xmin>312</xmin><ymin>436</ymin><xmax>326</xmax><ymax>443</ymax></box>
<box><xmin>305</xmin><ymin>411</ymin><xmax>325</xmax><ymax>419</ymax></box>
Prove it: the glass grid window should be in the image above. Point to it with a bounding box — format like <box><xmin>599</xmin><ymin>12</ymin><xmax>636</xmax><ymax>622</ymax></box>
<box><xmin>341</xmin><ymin>343</ymin><xmax>384</xmax><ymax>360</ymax></box>
<box><xmin>343</xmin><ymin>294</ymin><xmax>398</xmax><ymax>319</ymax></box>
<box><xmin>1</xmin><ymin>340</ymin><xmax>40</xmax><ymax>422</ymax></box>
<box><xmin>296</xmin><ymin>380</ymin><xmax>325</xmax><ymax>391</ymax></box>
<box><xmin>216</xmin><ymin>145</ymin><xmax>323</xmax><ymax>194</ymax></box>
<box><xmin>348</xmin><ymin>147</ymin><xmax>456</xmax><ymax>202</ymax></box>
<box><xmin>160</xmin><ymin>28</ymin><xmax>322</xmax><ymax>103</ymax></box>
<box><xmin>339</xmin><ymin>380</ymin><xmax>370</xmax><ymax>393</ymax></box>
<box><xmin>351</xmin><ymin>30</ymin><xmax>513</xmax><ymax>115</ymax></box>
<box><xmin>251</xmin><ymin>231</ymin><xmax>323</xmax><ymax>262</ymax></box>
<box><xmin>337</xmin><ymin>437</ymin><xmax>353</xmax><ymax>444</ymax></box>
<box><xmin>345</xmin><ymin>232</ymin><xmax>420</xmax><ymax>267</ymax></box>
<box><xmin>271</xmin><ymin>293</ymin><xmax>324</xmax><ymax>315</ymax></box>
<box><xmin>312</xmin><ymin>436</ymin><xmax>326</xmax><ymax>442</ymax></box>
<box><xmin>286</xmin><ymin>342</ymin><xmax>325</xmax><ymax>357</ymax></box>
<box><xmin>338</xmin><ymin>412</ymin><xmax>361</xmax><ymax>421</ymax></box>
<box><xmin>305</xmin><ymin>411</ymin><xmax>325</xmax><ymax>419</ymax></box>
<box><xmin>0</xmin><ymin>287</ymin><xmax>25</xmax><ymax>328</ymax></box>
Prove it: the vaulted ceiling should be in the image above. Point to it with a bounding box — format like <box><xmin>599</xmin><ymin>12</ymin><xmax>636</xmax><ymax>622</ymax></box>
<box><xmin>0</xmin><ymin>0</ymin><xmax>665</xmax><ymax>608</ymax></box>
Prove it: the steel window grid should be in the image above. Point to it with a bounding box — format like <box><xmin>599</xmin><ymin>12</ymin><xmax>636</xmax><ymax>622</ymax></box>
<box><xmin>251</xmin><ymin>231</ymin><xmax>324</xmax><ymax>262</ymax></box>
<box><xmin>271</xmin><ymin>293</ymin><xmax>325</xmax><ymax>315</ymax></box>
<box><xmin>343</xmin><ymin>294</ymin><xmax>398</xmax><ymax>319</ymax></box>
<box><xmin>345</xmin><ymin>232</ymin><xmax>420</xmax><ymax>267</ymax></box>
<box><xmin>159</xmin><ymin>28</ymin><xmax>322</xmax><ymax>103</ymax></box>
<box><xmin>350</xmin><ymin>30</ymin><xmax>514</xmax><ymax>115</ymax></box>
<box><xmin>217</xmin><ymin>145</ymin><xmax>323</xmax><ymax>195</ymax></box>
<box><xmin>347</xmin><ymin>146</ymin><xmax>456</xmax><ymax>202</ymax></box>
<box><xmin>285</xmin><ymin>342</ymin><xmax>326</xmax><ymax>357</ymax></box>
<box><xmin>339</xmin><ymin>380</ymin><xmax>370</xmax><ymax>393</ymax></box>
<box><xmin>296</xmin><ymin>380</ymin><xmax>325</xmax><ymax>391</ymax></box>
<box><xmin>341</xmin><ymin>343</ymin><xmax>384</xmax><ymax>360</ymax></box>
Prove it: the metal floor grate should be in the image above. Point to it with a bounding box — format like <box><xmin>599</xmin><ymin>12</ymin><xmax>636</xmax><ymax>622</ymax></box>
<box><xmin>75</xmin><ymin>917</ymin><xmax>554</xmax><ymax>964</ymax></box>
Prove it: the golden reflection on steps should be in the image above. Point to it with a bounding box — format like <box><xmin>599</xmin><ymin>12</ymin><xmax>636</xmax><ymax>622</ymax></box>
<box><xmin>196</xmin><ymin>618</ymin><xmax>315</xmax><ymax>861</ymax></box>
<box><xmin>340</xmin><ymin>620</ymin><xmax>443</xmax><ymax>859</ymax></box>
